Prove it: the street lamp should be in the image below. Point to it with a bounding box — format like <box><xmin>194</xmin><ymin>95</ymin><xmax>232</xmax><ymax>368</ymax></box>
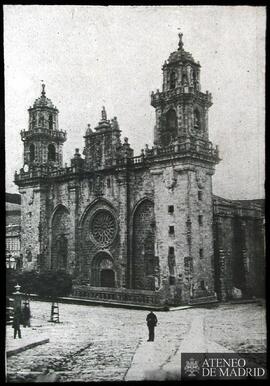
<box><xmin>13</xmin><ymin>283</ymin><xmax>23</xmax><ymax>311</ymax></box>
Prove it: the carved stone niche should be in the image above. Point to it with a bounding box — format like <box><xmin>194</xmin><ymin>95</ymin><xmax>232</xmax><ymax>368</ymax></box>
<box><xmin>196</xmin><ymin>169</ymin><xmax>207</xmax><ymax>189</ymax></box>
<box><xmin>163</xmin><ymin>166</ymin><xmax>177</xmax><ymax>190</ymax></box>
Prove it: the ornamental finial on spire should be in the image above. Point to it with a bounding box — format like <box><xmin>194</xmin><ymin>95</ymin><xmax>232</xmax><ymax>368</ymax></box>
<box><xmin>178</xmin><ymin>32</ymin><xmax>184</xmax><ymax>50</ymax></box>
<box><xmin>41</xmin><ymin>81</ymin><xmax>46</xmax><ymax>96</ymax></box>
<box><xmin>101</xmin><ymin>106</ymin><xmax>107</xmax><ymax>121</ymax></box>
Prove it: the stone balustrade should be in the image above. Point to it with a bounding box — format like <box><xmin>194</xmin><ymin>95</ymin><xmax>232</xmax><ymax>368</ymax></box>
<box><xmin>72</xmin><ymin>285</ymin><xmax>161</xmax><ymax>305</ymax></box>
<box><xmin>20</xmin><ymin>128</ymin><xmax>67</xmax><ymax>141</ymax></box>
<box><xmin>151</xmin><ymin>87</ymin><xmax>212</xmax><ymax>107</ymax></box>
<box><xmin>15</xmin><ymin>137</ymin><xmax>219</xmax><ymax>183</ymax></box>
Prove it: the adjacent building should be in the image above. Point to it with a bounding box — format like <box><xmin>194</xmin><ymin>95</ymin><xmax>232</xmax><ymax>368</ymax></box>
<box><xmin>6</xmin><ymin>193</ymin><xmax>22</xmax><ymax>269</ymax></box>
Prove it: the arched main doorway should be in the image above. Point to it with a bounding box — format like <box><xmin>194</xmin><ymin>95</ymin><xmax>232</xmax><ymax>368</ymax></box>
<box><xmin>91</xmin><ymin>252</ymin><xmax>115</xmax><ymax>288</ymax></box>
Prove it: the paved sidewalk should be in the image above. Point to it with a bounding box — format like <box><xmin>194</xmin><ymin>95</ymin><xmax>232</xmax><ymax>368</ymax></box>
<box><xmin>6</xmin><ymin>325</ymin><xmax>49</xmax><ymax>357</ymax></box>
<box><xmin>125</xmin><ymin>312</ymin><xmax>232</xmax><ymax>381</ymax></box>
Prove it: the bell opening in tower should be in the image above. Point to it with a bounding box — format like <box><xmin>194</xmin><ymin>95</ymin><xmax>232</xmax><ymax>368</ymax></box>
<box><xmin>194</xmin><ymin>109</ymin><xmax>201</xmax><ymax>131</ymax></box>
<box><xmin>161</xmin><ymin>109</ymin><xmax>177</xmax><ymax>146</ymax></box>
<box><xmin>170</xmin><ymin>71</ymin><xmax>176</xmax><ymax>89</ymax></box>
<box><xmin>29</xmin><ymin>144</ymin><xmax>35</xmax><ymax>162</ymax></box>
<box><xmin>49</xmin><ymin>114</ymin><xmax>53</xmax><ymax>130</ymax></box>
<box><xmin>48</xmin><ymin>144</ymin><xmax>56</xmax><ymax>162</ymax></box>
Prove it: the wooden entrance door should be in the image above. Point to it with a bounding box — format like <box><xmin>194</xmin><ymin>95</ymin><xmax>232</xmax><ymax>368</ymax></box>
<box><xmin>100</xmin><ymin>269</ymin><xmax>115</xmax><ymax>288</ymax></box>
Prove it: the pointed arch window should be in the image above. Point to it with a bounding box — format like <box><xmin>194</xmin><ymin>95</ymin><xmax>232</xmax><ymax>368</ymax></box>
<box><xmin>29</xmin><ymin>144</ymin><xmax>35</xmax><ymax>162</ymax></box>
<box><xmin>48</xmin><ymin>144</ymin><xmax>56</xmax><ymax>161</ymax></box>
<box><xmin>56</xmin><ymin>234</ymin><xmax>68</xmax><ymax>270</ymax></box>
<box><xmin>194</xmin><ymin>109</ymin><xmax>201</xmax><ymax>130</ymax></box>
<box><xmin>170</xmin><ymin>71</ymin><xmax>176</xmax><ymax>89</ymax></box>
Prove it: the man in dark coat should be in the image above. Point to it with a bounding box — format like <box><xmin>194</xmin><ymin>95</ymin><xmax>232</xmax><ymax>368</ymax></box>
<box><xmin>146</xmin><ymin>311</ymin><xmax>158</xmax><ymax>342</ymax></box>
<box><xmin>22</xmin><ymin>304</ymin><xmax>31</xmax><ymax>327</ymax></box>
<box><xmin>12</xmin><ymin>308</ymin><xmax>22</xmax><ymax>339</ymax></box>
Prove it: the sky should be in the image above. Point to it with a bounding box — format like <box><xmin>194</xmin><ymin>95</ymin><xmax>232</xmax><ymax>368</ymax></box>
<box><xmin>4</xmin><ymin>5</ymin><xmax>265</xmax><ymax>199</ymax></box>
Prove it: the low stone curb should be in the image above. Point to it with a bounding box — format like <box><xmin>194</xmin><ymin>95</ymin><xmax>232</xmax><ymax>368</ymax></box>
<box><xmin>7</xmin><ymin>338</ymin><xmax>50</xmax><ymax>357</ymax></box>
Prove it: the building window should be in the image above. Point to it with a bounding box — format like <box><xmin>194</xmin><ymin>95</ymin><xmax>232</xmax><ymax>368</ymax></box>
<box><xmin>169</xmin><ymin>226</ymin><xmax>175</xmax><ymax>235</ymax></box>
<box><xmin>169</xmin><ymin>276</ymin><xmax>176</xmax><ymax>285</ymax></box>
<box><xmin>198</xmin><ymin>215</ymin><xmax>203</xmax><ymax>226</ymax></box>
<box><xmin>199</xmin><ymin>248</ymin><xmax>204</xmax><ymax>258</ymax></box>
<box><xmin>107</xmin><ymin>178</ymin><xmax>111</xmax><ymax>188</ymax></box>
<box><xmin>169</xmin><ymin>246</ymin><xmax>175</xmax><ymax>255</ymax></box>
<box><xmin>29</xmin><ymin>144</ymin><xmax>35</xmax><ymax>162</ymax></box>
<box><xmin>194</xmin><ymin>109</ymin><xmax>201</xmax><ymax>130</ymax></box>
<box><xmin>168</xmin><ymin>205</ymin><xmax>174</xmax><ymax>213</ymax></box>
<box><xmin>198</xmin><ymin>191</ymin><xmax>202</xmax><ymax>201</ymax></box>
<box><xmin>48</xmin><ymin>144</ymin><xmax>56</xmax><ymax>161</ymax></box>
<box><xmin>170</xmin><ymin>71</ymin><xmax>176</xmax><ymax>89</ymax></box>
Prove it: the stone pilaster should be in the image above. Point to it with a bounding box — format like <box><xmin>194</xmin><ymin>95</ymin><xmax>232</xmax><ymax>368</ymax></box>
<box><xmin>239</xmin><ymin>218</ymin><xmax>251</xmax><ymax>297</ymax></box>
<box><xmin>116</xmin><ymin>169</ymin><xmax>129</xmax><ymax>288</ymax></box>
<box><xmin>68</xmin><ymin>180</ymin><xmax>79</xmax><ymax>276</ymax></box>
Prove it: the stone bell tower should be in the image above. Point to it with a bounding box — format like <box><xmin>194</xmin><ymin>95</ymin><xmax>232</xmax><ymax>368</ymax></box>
<box><xmin>15</xmin><ymin>84</ymin><xmax>67</xmax><ymax>271</ymax></box>
<box><xmin>151</xmin><ymin>33</ymin><xmax>212</xmax><ymax>147</ymax></box>
<box><xmin>150</xmin><ymin>33</ymin><xmax>220</xmax><ymax>304</ymax></box>
<box><xmin>21</xmin><ymin>83</ymin><xmax>66</xmax><ymax>169</ymax></box>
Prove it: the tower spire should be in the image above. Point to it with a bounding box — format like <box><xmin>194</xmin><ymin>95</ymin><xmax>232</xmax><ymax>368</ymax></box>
<box><xmin>178</xmin><ymin>32</ymin><xmax>184</xmax><ymax>50</ymax></box>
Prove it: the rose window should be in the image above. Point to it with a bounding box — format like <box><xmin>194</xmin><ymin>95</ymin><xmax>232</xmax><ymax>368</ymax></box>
<box><xmin>90</xmin><ymin>210</ymin><xmax>116</xmax><ymax>246</ymax></box>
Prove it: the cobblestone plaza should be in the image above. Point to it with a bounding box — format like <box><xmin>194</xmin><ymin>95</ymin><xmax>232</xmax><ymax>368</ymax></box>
<box><xmin>6</xmin><ymin>301</ymin><xmax>266</xmax><ymax>382</ymax></box>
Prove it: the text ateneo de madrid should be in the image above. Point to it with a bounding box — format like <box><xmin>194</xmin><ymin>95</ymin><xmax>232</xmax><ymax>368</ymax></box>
<box><xmin>201</xmin><ymin>358</ymin><xmax>265</xmax><ymax>377</ymax></box>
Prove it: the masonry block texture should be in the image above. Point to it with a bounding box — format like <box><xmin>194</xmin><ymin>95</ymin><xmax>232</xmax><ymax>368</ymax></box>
<box><xmin>14</xmin><ymin>35</ymin><xmax>264</xmax><ymax>305</ymax></box>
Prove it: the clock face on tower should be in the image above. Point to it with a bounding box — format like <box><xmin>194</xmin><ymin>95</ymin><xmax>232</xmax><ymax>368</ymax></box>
<box><xmin>23</xmin><ymin>164</ymin><xmax>29</xmax><ymax>173</ymax></box>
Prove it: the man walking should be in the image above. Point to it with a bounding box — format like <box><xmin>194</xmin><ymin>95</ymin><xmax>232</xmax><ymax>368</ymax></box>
<box><xmin>146</xmin><ymin>310</ymin><xmax>158</xmax><ymax>342</ymax></box>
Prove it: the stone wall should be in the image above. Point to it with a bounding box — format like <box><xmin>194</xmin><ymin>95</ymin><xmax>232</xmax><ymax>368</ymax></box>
<box><xmin>213</xmin><ymin>197</ymin><xmax>265</xmax><ymax>300</ymax></box>
<box><xmin>18</xmin><ymin>185</ymin><xmax>41</xmax><ymax>270</ymax></box>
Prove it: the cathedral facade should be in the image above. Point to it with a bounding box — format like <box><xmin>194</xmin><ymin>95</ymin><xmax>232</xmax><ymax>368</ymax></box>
<box><xmin>14</xmin><ymin>35</ymin><xmax>264</xmax><ymax>306</ymax></box>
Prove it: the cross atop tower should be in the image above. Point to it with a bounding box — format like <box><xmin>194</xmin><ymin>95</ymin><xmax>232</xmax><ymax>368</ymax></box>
<box><xmin>178</xmin><ymin>32</ymin><xmax>184</xmax><ymax>50</ymax></box>
<box><xmin>41</xmin><ymin>81</ymin><xmax>46</xmax><ymax>97</ymax></box>
<box><xmin>101</xmin><ymin>106</ymin><xmax>107</xmax><ymax>121</ymax></box>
